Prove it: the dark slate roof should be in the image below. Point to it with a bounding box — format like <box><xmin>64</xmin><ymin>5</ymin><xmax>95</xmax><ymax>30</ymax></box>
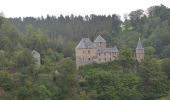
<box><xmin>97</xmin><ymin>46</ymin><xmax>118</xmax><ymax>53</ymax></box>
<box><xmin>94</xmin><ymin>35</ymin><xmax>106</xmax><ymax>43</ymax></box>
<box><xmin>76</xmin><ymin>38</ymin><xmax>96</xmax><ymax>49</ymax></box>
<box><xmin>136</xmin><ymin>38</ymin><xmax>143</xmax><ymax>49</ymax></box>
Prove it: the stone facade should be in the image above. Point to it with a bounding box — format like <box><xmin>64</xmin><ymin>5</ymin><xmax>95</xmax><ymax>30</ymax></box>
<box><xmin>76</xmin><ymin>35</ymin><xmax>145</xmax><ymax>68</ymax></box>
<box><xmin>75</xmin><ymin>35</ymin><xmax>119</xmax><ymax>68</ymax></box>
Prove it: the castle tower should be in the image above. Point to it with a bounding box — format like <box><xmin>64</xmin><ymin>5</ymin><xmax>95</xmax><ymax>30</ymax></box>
<box><xmin>136</xmin><ymin>38</ymin><xmax>144</xmax><ymax>62</ymax></box>
<box><xmin>94</xmin><ymin>35</ymin><xmax>106</xmax><ymax>48</ymax></box>
<box><xmin>75</xmin><ymin>38</ymin><xmax>97</xmax><ymax>69</ymax></box>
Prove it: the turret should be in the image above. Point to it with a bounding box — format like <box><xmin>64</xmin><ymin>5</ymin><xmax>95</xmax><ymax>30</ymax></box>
<box><xmin>136</xmin><ymin>38</ymin><xmax>144</xmax><ymax>61</ymax></box>
<box><xmin>94</xmin><ymin>35</ymin><xmax>106</xmax><ymax>48</ymax></box>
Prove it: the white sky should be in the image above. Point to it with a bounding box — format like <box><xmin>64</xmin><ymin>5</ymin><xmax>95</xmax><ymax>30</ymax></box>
<box><xmin>1</xmin><ymin>0</ymin><xmax>170</xmax><ymax>18</ymax></box>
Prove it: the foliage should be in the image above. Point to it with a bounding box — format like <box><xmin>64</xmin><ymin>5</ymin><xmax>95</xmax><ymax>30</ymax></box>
<box><xmin>119</xmin><ymin>46</ymin><xmax>138</xmax><ymax>72</ymax></box>
<box><xmin>161</xmin><ymin>45</ymin><xmax>170</xmax><ymax>58</ymax></box>
<box><xmin>138</xmin><ymin>57</ymin><xmax>169</xmax><ymax>100</ymax></box>
<box><xmin>145</xmin><ymin>46</ymin><xmax>156</xmax><ymax>55</ymax></box>
<box><xmin>161</xmin><ymin>58</ymin><xmax>170</xmax><ymax>79</ymax></box>
<box><xmin>0</xmin><ymin>4</ymin><xmax>170</xmax><ymax>100</ymax></box>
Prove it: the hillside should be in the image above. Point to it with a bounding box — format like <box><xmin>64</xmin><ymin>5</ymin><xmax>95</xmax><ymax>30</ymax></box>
<box><xmin>0</xmin><ymin>4</ymin><xmax>170</xmax><ymax>100</ymax></box>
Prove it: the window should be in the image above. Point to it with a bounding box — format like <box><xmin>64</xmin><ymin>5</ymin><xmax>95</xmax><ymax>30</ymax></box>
<box><xmin>88</xmin><ymin>58</ymin><xmax>91</xmax><ymax>61</ymax></box>
<box><xmin>99</xmin><ymin>53</ymin><xmax>101</xmax><ymax>56</ymax></box>
<box><xmin>88</xmin><ymin>50</ymin><xmax>90</xmax><ymax>54</ymax></box>
<box><xmin>83</xmin><ymin>50</ymin><xmax>84</xmax><ymax>54</ymax></box>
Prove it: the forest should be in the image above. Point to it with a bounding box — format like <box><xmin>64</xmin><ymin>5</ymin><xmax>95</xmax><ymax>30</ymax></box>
<box><xmin>0</xmin><ymin>4</ymin><xmax>170</xmax><ymax>100</ymax></box>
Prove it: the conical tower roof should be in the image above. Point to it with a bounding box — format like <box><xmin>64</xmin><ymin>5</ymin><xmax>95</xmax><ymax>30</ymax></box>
<box><xmin>94</xmin><ymin>35</ymin><xmax>106</xmax><ymax>43</ymax></box>
<box><xmin>136</xmin><ymin>38</ymin><xmax>143</xmax><ymax>49</ymax></box>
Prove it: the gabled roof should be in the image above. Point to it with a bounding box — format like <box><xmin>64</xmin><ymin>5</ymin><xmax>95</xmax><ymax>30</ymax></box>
<box><xmin>94</xmin><ymin>35</ymin><xmax>106</xmax><ymax>43</ymax></box>
<box><xmin>76</xmin><ymin>38</ymin><xmax>96</xmax><ymax>49</ymax></box>
<box><xmin>136</xmin><ymin>38</ymin><xmax>143</xmax><ymax>49</ymax></box>
<box><xmin>97</xmin><ymin>46</ymin><xmax>118</xmax><ymax>53</ymax></box>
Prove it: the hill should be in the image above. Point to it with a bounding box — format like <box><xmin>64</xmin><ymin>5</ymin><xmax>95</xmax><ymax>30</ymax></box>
<box><xmin>0</xmin><ymin>4</ymin><xmax>170</xmax><ymax>100</ymax></box>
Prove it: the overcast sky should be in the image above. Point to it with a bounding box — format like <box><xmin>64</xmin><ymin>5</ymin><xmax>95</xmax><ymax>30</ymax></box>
<box><xmin>1</xmin><ymin>0</ymin><xmax>170</xmax><ymax>18</ymax></box>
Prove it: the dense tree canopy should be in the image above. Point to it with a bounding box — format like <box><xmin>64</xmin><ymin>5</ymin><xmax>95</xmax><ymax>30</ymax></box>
<box><xmin>0</xmin><ymin>4</ymin><xmax>170</xmax><ymax>100</ymax></box>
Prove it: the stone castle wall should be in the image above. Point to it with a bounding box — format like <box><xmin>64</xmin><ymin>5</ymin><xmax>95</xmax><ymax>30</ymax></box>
<box><xmin>95</xmin><ymin>52</ymin><xmax>119</xmax><ymax>63</ymax></box>
<box><xmin>75</xmin><ymin>48</ymin><xmax>97</xmax><ymax>67</ymax></box>
<box><xmin>95</xmin><ymin>42</ymin><xmax>106</xmax><ymax>48</ymax></box>
<box><xmin>76</xmin><ymin>48</ymin><xmax>119</xmax><ymax>68</ymax></box>
<box><xmin>136</xmin><ymin>48</ymin><xmax>144</xmax><ymax>62</ymax></box>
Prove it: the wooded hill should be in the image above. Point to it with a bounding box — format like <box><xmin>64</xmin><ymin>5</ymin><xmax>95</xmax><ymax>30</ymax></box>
<box><xmin>0</xmin><ymin>4</ymin><xmax>170</xmax><ymax>100</ymax></box>
<box><xmin>9</xmin><ymin>4</ymin><xmax>170</xmax><ymax>57</ymax></box>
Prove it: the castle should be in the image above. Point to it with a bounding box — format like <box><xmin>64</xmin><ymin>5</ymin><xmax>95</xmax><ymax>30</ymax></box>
<box><xmin>75</xmin><ymin>35</ymin><xmax>144</xmax><ymax>68</ymax></box>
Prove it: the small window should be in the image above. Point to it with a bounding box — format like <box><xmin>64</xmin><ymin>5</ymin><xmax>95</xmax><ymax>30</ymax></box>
<box><xmin>88</xmin><ymin>50</ymin><xmax>90</xmax><ymax>54</ymax></box>
<box><xmin>83</xmin><ymin>51</ymin><xmax>84</xmax><ymax>54</ymax></box>
<box><xmin>88</xmin><ymin>58</ymin><xmax>91</xmax><ymax>61</ymax></box>
<box><xmin>99</xmin><ymin>53</ymin><xmax>101</xmax><ymax>56</ymax></box>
